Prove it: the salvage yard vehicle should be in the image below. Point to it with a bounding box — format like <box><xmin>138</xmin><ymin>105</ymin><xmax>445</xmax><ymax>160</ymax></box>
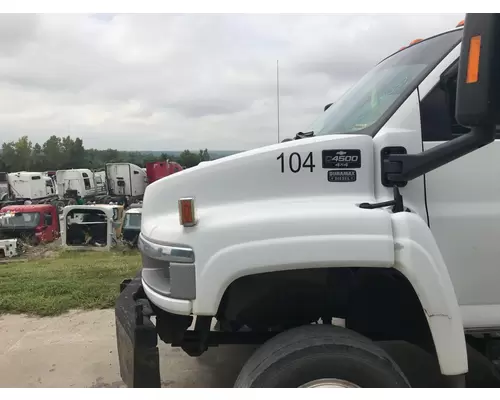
<box><xmin>115</xmin><ymin>14</ymin><xmax>500</xmax><ymax>388</ymax></box>
<box><xmin>0</xmin><ymin>204</ymin><xmax>60</xmax><ymax>246</ymax></box>
<box><xmin>120</xmin><ymin>207</ymin><xmax>142</xmax><ymax>247</ymax></box>
<box><xmin>62</xmin><ymin>204</ymin><xmax>122</xmax><ymax>250</ymax></box>
<box><xmin>106</xmin><ymin>163</ymin><xmax>147</xmax><ymax>204</ymax></box>
<box><xmin>56</xmin><ymin>168</ymin><xmax>108</xmax><ymax>204</ymax></box>
<box><xmin>0</xmin><ymin>171</ymin><xmax>58</xmax><ymax>207</ymax></box>
<box><xmin>145</xmin><ymin>160</ymin><xmax>183</xmax><ymax>184</ymax></box>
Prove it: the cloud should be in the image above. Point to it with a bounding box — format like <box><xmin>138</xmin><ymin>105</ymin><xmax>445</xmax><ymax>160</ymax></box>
<box><xmin>0</xmin><ymin>13</ymin><xmax>463</xmax><ymax>151</ymax></box>
<box><xmin>0</xmin><ymin>14</ymin><xmax>40</xmax><ymax>55</ymax></box>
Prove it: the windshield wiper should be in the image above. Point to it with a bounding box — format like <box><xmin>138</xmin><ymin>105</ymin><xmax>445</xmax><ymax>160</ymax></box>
<box><xmin>295</xmin><ymin>131</ymin><xmax>315</xmax><ymax>139</ymax></box>
<box><xmin>281</xmin><ymin>131</ymin><xmax>315</xmax><ymax>143</ymax></box>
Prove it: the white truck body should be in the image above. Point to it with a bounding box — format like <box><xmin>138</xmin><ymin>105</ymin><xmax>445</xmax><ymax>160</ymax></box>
<box><xmin>56</xmin><ymin>169</ymin><xmax>106</xmax><ymax>198</ymax></box>
<box><xmin>7</xmin><ymin>172</ymin><xmax>53</xmax><ymax>200</ymax></box>
<box><xmin>106</xmin><ymin>163</ymin><xmax>147</xmax><ymax>198</ymax></box>
<box><xmin>138</xmin><ymin>26</ymin><xmax>478</xmax><ymax>378</ymax></box>
<box><xmin>121</xmin><ymin>17</ymin><xmax>500</xmax><ymax>388</ymax></box>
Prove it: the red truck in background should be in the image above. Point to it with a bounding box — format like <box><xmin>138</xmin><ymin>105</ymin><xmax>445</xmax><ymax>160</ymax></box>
<box><xmin>145</xmin><ymin>161</ymin><xmax>183</xmax><ymax>184</ymax></box>
<box><xmin>0</xmin><ymin>204</ymin><xmax>60</xmax><ymax>245</ymax></box>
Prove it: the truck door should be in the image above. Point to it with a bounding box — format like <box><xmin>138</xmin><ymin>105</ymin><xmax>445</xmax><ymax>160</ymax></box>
<box><xmin>418</xmin><ymin>57</ymin><xmax>500</xmax><ymax>329</ymax></box>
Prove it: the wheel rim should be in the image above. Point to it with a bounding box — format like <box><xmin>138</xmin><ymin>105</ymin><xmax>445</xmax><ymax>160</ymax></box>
<box><xmin>299</xmin><ymin>378</ymin><xmax>360</xmax><ymax>388</ymax></box>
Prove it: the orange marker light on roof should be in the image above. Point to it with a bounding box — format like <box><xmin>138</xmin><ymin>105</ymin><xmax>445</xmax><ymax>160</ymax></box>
<box><xmin>409</xmin><ymin>38</ymin><xmax>423</xmax><ymax>46</ymax></box>
<box><xmin>179</xmin><ymin>197</ymin><xmax>196</xmax><ymax>227</ymax></box>
<box><xmin>456</xmin><ymin>20</ymin><xmax>465</xmax><ymax>27</ymax></box>
<box><xmin>466</xmin><ymin>35</ymin><xmax>481</xmax><ymax>84</ymax></box>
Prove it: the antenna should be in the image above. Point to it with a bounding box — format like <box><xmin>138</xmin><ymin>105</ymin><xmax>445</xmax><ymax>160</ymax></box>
<box><xmin>277</xmin><ymin>59</ymin><xmax>280</xmax><ymax>143</ymax></box>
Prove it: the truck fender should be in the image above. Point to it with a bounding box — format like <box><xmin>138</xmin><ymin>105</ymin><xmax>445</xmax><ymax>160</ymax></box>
<box><xmin>391</xmin><ymin>212</ymin><xmax>467</xmax><ymax>377</ymax></box>
<box><xmin>194</xmin><ymin>215</ymin><xmax>395</xmax><ymax>316</ymax></box>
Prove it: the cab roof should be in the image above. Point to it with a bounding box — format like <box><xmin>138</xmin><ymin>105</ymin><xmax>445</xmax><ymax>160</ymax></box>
<box><xmin>384</xmin><ymin>25</ymin><xmax>464</xmax><ymax>62</ymax></box>
<box><xmin>0</xmin><ymin>204</ymin><xmax>56</xmax><ymax>213</ymax></box>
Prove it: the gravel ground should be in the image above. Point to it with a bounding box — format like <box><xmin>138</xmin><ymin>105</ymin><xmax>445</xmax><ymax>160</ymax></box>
<box><xmin>0</xmin><ymin>309</ymin><xmax>256</xmax><ymax>388</ymax></box>
<box><xmin>2</xmin><ymin>308</ymin><xmax>499</xmax><ymax>388</ymax></box>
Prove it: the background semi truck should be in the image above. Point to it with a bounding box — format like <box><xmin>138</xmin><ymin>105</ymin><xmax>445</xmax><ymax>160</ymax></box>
<box><xmin>115</xmin><ymin>13</ymin><xmax>500</xmax><ymax>388</ymax></box>
<box><xmin>145</xmin><ymin>160</ymin><xmax>183</xmax><ymax>184</ymax></box>
<box><xmin>56</xmin><ymin>169</ymin><xmax>107</xmax><ymax>201</ymax></box>
<box><xmin>0</xmin><ymin>171</ymin><xmax>57</xmax><ymax>206</ymax></box>
<box><xmin>105</xmin><ymin>163</ymin><xmax>147</xmax><ymax>203</ymax></box>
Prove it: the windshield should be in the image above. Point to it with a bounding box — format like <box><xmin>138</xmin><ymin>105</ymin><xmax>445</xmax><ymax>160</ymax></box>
<box><xmin>124</xmin><ymin>213</ymin><xmax>141</xmax><ymax>229</ymax></box>
<box><xmin>310</xmin><ymin>29</ymin><xmax>463</xmax><ymax>137</ymax></box>
<box><xmin>0</xmin><ymin>211</ymin><xmax>41</xmax><ymax>229</ymax></box>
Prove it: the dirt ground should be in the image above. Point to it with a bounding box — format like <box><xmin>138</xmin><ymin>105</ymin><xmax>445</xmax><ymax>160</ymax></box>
<box><xmin>2</xmin><ymin>309</ymin><xmax>500</xmax><ymax>388</ymax></box>
<box><xmin>0</xmin><ymin>309</ymin><xmax>256</xmax><ymax>388</ymax></box>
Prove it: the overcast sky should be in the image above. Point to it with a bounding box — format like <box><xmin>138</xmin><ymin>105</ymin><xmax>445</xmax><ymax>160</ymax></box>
<box><xmin>0</xmin><ymin>13</ymin><xmax>463</xmax><ymax>151</ymax></box>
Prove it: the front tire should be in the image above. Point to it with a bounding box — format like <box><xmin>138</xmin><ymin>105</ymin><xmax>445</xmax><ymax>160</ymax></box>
<box><xmin>234</xmin><ymin>324</ymin><xmax>410</xmax><ymax>388</ymax></box>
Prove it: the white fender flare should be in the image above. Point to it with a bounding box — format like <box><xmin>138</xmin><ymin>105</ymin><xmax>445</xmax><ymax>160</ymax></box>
<box><xmin>391</xmin><ymin>212</ymin><xmax>468</xmax><ymax>376</ymax></box>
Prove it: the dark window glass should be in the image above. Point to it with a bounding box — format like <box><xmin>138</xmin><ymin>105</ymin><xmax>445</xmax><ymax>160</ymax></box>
<box><xmin>83</xmin><ymin>178</ymin><xmax>91</xmax><ymax>190</ymax></box>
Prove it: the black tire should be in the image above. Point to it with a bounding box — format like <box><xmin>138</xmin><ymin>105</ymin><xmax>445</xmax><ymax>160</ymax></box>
<box><xmin>234</xmin><ymin>324</ymin><xmax>410</xmax><ymax>388</ymax></box>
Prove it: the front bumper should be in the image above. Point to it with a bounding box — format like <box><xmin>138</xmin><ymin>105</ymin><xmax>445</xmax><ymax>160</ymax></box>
<box><xmin>142</xmin><ymin>278</ymin><xmax>193</xmax><ymax>315</ymax></box>
<box><xmin>115</xmin><ymin>271</ymin><xmax>161</xmax><ymax>388</ymax></box>
<box><xmin>139</xmin><ymin>233</ymin><xmax>196</xmax><ymax>315</ymax></box>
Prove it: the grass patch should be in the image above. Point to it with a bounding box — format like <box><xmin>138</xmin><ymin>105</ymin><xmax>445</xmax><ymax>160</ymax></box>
<box><xmin>0</xmin><ymin>250</ymin><xmax>141</xmax><ymax>316</ymax></box>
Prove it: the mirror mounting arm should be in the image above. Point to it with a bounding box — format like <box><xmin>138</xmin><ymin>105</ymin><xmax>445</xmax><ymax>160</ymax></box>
<box><xmin>382</xmin><ymin>125</ymin><xmax>495</xmax><ymax>185</ymax></box>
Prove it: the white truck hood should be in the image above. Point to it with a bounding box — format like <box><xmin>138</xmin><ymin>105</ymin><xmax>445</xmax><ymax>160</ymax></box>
<box><xmin>142</xmin><ymin>134</ymin><xmax>376</xmax><ymax>241</ymax></box>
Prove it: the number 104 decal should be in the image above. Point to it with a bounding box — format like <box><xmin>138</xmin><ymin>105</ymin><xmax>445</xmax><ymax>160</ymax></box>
<box><xmin>277</xmin><ymin>152</ymin><xmax>315</xmax><ymax>173</ymax></box>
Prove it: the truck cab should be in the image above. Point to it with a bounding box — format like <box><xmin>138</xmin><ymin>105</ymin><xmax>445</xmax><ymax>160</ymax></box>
<box><xmin>63</xmin><ymin>204</ymin><xmax>122</xmax><ymax>250</ymax></box>
<box><xmin>0</xmin><ymin>204</ymin><xmax>60</xmax><ymax>245</ymax></box>
<box><xmin>105</xmin><ymin>163</ymin><xmax>147</xmax><ymax>201</ymax></box>
<box><xmin>115</xmin><ymin>15</ymin><xmax>500</xmax><ymax>388</ymax></box>
<box><xmin>56</xmin><ymin>168</ymin><xmax>104</xmax><ymax>199</ymax></box>
<box><xmin>7</xmin><ymin>171</ymin><xmax>53</xmax><ymax>201</ymax></box>
<box><xmin>145</xmin><ymin>161</ymin><xmax>183</xmax><ymax>184</ymax></box>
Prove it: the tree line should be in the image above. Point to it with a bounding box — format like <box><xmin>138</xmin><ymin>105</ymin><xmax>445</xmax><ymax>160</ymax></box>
<box><xmin>0</xmin><ymin>135</ymin><xmax>212</xmax><ymax>173</ymax></box>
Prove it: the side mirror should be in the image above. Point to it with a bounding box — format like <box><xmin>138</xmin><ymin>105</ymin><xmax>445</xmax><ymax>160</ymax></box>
<box><xmin>456</xmin><ymin>14</ymin><xmax>500</xmax><ymax>131</ymax></box>
<box><xmin>324</xmin><ymin>103</ymin><xmax>333</xmax><ymax>112</ymax></box>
